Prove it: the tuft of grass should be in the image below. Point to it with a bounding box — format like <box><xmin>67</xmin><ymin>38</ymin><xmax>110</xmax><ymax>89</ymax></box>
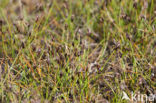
<box><xmin>0</xmin><ymin>0</ymin><xmax>156</xmax><ymax>102</ymax></box>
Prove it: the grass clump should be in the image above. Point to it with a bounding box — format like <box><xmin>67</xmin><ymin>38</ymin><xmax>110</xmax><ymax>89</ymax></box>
<box><xmin>0</xmin><ymin>0</ymin><xmax>155</xmax><ymax>102</ymax></box>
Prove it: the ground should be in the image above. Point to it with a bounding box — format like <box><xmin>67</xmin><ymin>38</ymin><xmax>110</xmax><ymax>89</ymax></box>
<box><xmin>0</xmin><ymin>0</ymin><xmax>156</xmax><ymax>103</ymax></box>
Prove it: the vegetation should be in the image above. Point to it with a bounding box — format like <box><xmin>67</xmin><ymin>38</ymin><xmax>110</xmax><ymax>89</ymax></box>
<box><xmin>0</xmin><ymin>0</ymin><xmax>155</xmax><ymax>102</ymax></box>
